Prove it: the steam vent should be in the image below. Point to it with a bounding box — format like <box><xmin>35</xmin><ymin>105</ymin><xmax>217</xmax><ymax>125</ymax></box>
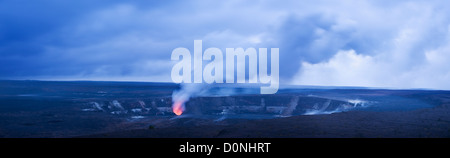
<box><xmin>81</xmin><ymin>94</ymin><xmax>364</xmax><ymax>117</ymax></box>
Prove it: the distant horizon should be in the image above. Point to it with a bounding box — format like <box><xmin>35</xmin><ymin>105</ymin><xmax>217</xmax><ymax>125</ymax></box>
<box><xmin>0</xmin><ymin>79</ymin><xmax>443</xmax><ymax>91</ymax></box>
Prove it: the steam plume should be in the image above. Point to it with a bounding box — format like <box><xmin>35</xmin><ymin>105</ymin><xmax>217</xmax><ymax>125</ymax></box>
<box><xmin>172</xmin><ymin>83</ymin><xmax>206</xmax><ymax>115</ymax></box>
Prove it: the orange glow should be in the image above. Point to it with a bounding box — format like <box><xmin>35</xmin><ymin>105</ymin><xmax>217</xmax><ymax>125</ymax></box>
<box><xmin>172</xmin><ymin>101</ymin><xmax>184</xmax><ymax>116</ymax></box>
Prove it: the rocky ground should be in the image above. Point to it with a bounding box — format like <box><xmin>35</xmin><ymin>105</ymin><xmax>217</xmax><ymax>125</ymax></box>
<box><xmin>83</xmin><ymin>101</ymin><xmax>450</xmax><ymax>138</ymax></box>
<box><xmin>2</xmin><ymin>80</ymin><xmax>450</xmax><ymax>138</ymax></box>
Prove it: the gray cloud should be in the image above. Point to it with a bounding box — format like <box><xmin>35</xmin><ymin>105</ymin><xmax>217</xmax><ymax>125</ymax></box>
<box><xmin>1</xmin><ymin>0</ymin><xmax>450</xmax><ymax>89</ymax></box>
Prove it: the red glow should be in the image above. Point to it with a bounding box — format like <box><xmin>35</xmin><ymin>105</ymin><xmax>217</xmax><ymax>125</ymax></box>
<box><xmin>172</xmin><ymin>101</ymin><xmax>184</xmax><ymax>116</ymax></box>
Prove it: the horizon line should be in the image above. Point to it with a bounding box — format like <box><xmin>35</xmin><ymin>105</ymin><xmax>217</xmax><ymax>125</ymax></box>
<box><xmin>0</xmin><ymin>79</ymin><xmax>445</xmax><ymax>91</ymax></box>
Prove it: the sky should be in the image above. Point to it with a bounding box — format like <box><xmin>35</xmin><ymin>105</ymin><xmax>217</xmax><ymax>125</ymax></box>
<box><xmin>1</xmin><ymin>0</ymin><xmax>450</xmax><ymax>89</ymax></box>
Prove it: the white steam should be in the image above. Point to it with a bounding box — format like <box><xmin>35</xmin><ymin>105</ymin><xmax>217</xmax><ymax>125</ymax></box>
<box><xmin>172</xmin><ymin>83</ymin><xmax>208</xmax><ymax>114</ymax></box>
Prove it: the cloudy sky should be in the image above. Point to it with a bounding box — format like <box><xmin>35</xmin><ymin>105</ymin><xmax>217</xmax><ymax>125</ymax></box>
<box><xmin>1</xmin><ymin>0</ymin><xmax>450</xmax><ymax>89</ymax></box>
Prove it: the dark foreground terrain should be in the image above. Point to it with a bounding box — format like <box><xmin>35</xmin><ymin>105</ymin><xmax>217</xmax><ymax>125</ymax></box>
<box><xmin>1</xmin><ymin>80</ymin><xmax>449</xmax><ymax>138</ymax></box>
<box><xmin>85</xmin><ymin>104</ymin><xmax>450</xmax><ymax>138</ymax></box>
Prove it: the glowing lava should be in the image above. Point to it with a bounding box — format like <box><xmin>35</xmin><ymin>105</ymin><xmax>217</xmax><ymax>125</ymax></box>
<box><xmin>172</xmin><ymin>101</ymin><xmax>185</xmax><ymax>116</ymax></box>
